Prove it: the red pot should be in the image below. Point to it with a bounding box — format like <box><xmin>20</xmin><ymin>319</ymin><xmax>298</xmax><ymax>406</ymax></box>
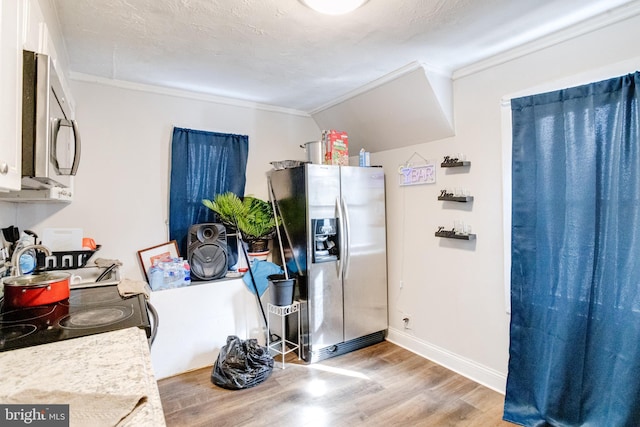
<box><xmin>3</xmin><ymin>272</ymin><xmax>71</xmax><ymax>308</ymax></box>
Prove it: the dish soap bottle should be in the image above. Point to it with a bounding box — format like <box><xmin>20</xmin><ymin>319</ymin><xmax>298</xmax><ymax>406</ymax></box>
<box><xmin>13</xmin><ymin>232</ymin><xmax>37</xmax><ymax>275</ymax></box>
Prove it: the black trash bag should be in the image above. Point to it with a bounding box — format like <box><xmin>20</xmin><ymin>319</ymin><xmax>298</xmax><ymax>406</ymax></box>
<box><xmin>211</xmin><ymin>335</ymin><xmax>274</xmax><ymax>390</ymax></box>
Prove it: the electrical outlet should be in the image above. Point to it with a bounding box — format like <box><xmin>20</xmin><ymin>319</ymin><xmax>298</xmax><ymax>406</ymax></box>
<box><xmin>399</xmin><ymin>280</ymin><xmax>404</xmax><ymax>289</ymax></box>
<box><xmin>402</xmin><ymin>316</ymin><xmax>411</xmax><ymax>329</ymax></box>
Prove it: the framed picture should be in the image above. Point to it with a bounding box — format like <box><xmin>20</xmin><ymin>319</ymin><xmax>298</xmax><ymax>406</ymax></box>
<box><xmin>137</xmin><ymin>240</ymin><xmax>180</xmax><ymax>281</ymax></box>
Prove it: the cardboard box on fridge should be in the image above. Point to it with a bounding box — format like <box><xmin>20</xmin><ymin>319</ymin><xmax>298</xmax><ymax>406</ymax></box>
<box><xmin>324</xmin><ymin>130</ymin><xmax>349</xmax><ymax>166</ymax></box>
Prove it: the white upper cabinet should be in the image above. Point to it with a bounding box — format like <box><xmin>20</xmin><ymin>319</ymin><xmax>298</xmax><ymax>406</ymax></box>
<box><xmin>0</xmin><ymin>0</ymin><xmax>24</xmax><ymax>191</ymax></box>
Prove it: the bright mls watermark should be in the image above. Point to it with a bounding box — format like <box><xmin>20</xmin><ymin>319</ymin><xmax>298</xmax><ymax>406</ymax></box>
<box><xmin>0</xmin><ymin>405</ymin><xmax>69</xmax><ymax>426</ymax></box>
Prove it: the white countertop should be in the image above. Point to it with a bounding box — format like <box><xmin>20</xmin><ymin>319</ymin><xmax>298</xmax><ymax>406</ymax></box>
<box><xmin>0</xmin><ymin>327</ymin><xmax>166</xmax><ymax>426</ymax></box>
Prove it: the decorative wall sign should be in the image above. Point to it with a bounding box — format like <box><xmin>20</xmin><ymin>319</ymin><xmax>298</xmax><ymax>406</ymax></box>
<box><xmin>398</xmin><ymin>152</ymin><xmax>436</xmax><ymax>186</ymax></box>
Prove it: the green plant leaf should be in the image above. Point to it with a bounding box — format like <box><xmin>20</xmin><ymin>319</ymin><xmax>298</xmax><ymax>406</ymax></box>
<box><xmin>202</xmin><ymin>193</ymin><xmax>280</xmax><ymax>241</ymax></box>
<box><xmin>202</xmin><ymin>192</ymin><xmax>246</xmax><ymax>228</ymax></box>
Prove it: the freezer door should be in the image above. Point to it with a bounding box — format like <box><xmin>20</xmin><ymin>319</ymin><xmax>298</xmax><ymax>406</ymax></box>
<box><xmin>269</xmin><ymin>166</ymin><xmax>307</xmax><ymax>276</ymax></box>
<box><xmin>306</xmin><ymin>165</ymin><xmax>344</xmax><ymax>351</ymax></box>
<box><xmin>340</xmin><ymin>166</ymin><xmax>388</xmax><ymax>341</ymax></box>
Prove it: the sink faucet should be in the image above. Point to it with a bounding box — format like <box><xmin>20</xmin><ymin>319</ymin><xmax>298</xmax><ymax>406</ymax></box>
<box><xmin>11</xmin><ymin>244</ymin><xmax>51</xmax><ymax>276</ymax></box>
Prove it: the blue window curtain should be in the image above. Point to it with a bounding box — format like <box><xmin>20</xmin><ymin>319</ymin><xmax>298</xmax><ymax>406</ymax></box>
<box><xmin>169</xmin><ymin>127</ymin><xmax>249</xmax><ymax>258</ymax></box>
<box><xmin>504</xmin><ymin>72</ymin><xmax>640</xmax><ymax>426</ymax></box>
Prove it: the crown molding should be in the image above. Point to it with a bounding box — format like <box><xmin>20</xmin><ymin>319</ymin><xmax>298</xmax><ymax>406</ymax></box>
<box><xmin>69</xmin><ymin>72</ymin><xmax>311</xmax><ymax>117</ymax></box>
<box><xmin>453</xmin><ymin>0</ymin><xmax>640</xmax><ymax>80</ymax></box>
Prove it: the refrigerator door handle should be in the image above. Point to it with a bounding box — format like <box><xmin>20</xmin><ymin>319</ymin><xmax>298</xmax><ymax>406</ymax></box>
<box><xmin>341</xmin><ymin>196</ymin><xmax>351</xmax><ymax>278</ymax></box>
<box><xmin>336</xmin><ymin>196</ymin><xmax>344</xmax><ymax>280</ymax></box>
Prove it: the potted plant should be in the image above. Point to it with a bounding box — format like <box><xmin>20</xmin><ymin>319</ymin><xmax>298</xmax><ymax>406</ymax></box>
<box><xmin>202</xmin><ymin>192</ymin><xmax>278</xmax><ymax>253</ymax></box>
<box><xmin>202</xmin><ymin>192</ymin><xmax>244</xmax><ymax>230</ymax></box>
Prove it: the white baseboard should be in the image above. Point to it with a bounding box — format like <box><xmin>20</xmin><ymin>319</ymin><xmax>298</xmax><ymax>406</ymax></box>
<box><xmin>386</xmin><ymin>327</ymin><xmax>507</xmax><ymax>394</ymax></box>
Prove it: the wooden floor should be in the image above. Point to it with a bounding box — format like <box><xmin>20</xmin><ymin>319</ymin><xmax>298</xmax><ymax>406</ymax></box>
<box><xmin>158</xmin><ymin>341</ymin><xmax>515</xmax><ymax>427</ymax></box>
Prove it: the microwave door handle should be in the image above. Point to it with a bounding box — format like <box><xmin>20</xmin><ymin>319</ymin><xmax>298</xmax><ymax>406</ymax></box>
<box><xmin>50</xmin><ymin>118</ymin><xmax>81</xmax><ymax>176</ymax></box>
<box><xmin>50</xmin><ymin>118</ymin><xmax>62</xmax><ymax>174</ymax></box>
<box><xmin>69</xmin><ymin>119</ymin><xmax>81</xmax><ymax>175</ymax></box>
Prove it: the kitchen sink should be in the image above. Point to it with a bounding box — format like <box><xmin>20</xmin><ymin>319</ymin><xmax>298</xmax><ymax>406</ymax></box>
<box><xmin>0</xmin><ymin>265</ymin><xmax>121</xmax><ymax>300</ymax></box>
<box><xmin>54</xmin><ymin>265</ymin><xmax>121</xmax><ymax>288</ymax></box>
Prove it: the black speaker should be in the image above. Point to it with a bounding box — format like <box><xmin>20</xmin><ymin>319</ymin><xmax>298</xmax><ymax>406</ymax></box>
<box><xmin>187</xmin><ymin>223</ymin><xmax>228</xmax><ymax>280</ymax></box>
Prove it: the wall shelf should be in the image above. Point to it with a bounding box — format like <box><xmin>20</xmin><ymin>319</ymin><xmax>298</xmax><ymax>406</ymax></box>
<box><xmin>435</xmin><ymin>230</ymin><xmax>476</xmax><ymax>240</ymax></box>
<box><xmin>437</xmin><ymin>195</ymin><xmax>474</xmax><ymax>202</ymax></box>
<box><xmin>441</xmin><ymin>160</ymin><xmax>471</xmax><ymax>168</ymax></box>
<box><xmin>438</xmin><ymin>156</ymin><xmax>474</xmax><ymax>241</ymax></box>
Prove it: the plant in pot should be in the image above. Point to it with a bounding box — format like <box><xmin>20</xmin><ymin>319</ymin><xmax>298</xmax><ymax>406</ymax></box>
<box><xmin>202</xmin><ymin>192</ymin><xmax>278</xmax><ymax>254</ymax></box>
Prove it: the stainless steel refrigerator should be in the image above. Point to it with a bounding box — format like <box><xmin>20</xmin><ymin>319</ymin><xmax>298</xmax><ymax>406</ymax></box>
<box><xmin>269</xmin><ymin>164</ymin><xmax>388</xmax><ymax>363</ymax></box>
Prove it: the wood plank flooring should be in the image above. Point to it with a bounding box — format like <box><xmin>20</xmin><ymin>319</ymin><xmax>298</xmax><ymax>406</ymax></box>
<box><xmin>157</xmin><ymin>340</ymin><xmax>516</xmax><ymax>427</ymax></box>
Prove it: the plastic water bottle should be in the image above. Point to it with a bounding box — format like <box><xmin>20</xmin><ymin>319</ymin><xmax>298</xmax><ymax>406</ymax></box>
<box><xmin>148</xmin><ymin>260</ymin><xmax>163</xmax><ymax>290</ymax></box>
<box><xmin>161</xmin><ymin>261</ymin><xmax>172</xmax><ymax>289</ymax></box>
<box><xmin>19</xmin><ymin>253</ymin><xmax>36</xmax><ymax>275</ymax></box>
<box><xmin>13</xmin><ymin>233</ymin><xmax>37</xmax><ymax>274</ymax></box>
<box><xmin>173</xmin><ymin>257</ymin><xmax>185</xmax><ymax>287</ymax></box>
<box><xmin>165</xmin><ymin>258</ymin><xmax>181</xmax><ymax>288</ymax></box>
<box><xmin>183</xmin><ymin>260</ymin><xmax>191</xmax><ymax>285</ymax></box>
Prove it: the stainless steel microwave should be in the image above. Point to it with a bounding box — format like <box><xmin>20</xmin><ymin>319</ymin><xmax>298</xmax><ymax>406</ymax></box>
<box><xmin>21</xmin><ymin>50</ymin><xmax>80</xmax><ymax>190</ymax></box>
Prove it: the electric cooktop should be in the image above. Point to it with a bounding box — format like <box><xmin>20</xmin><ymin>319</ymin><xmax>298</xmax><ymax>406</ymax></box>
<box><xmin>0</xmin><ymin>284</ymin><xmax>151</xmax><ymax>352</ymax></box>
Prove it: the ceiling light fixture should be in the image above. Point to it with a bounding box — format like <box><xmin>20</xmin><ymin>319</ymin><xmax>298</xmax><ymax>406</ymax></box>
<box><xmin>300</xmin><ymin>0</ymin><xmax>368</xmax><ymax>15</ymax></box>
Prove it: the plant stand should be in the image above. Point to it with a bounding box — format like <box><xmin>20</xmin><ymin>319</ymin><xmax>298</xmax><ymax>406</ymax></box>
<box><xmin>266</xmin><ymin>301</ymin><xmax>301</xmax><ymax>369</ymax></box>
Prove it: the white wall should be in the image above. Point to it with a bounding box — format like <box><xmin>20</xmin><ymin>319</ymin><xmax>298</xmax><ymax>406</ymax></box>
<box><xmin>383</xmin><ymin>12</ymin><xmax>640</xmax><ymax>392</ymax></box>
<box><xmin>13</xmin><ymin>82</ymin><xmax>320</xmax><ymax>280</ymax></box>
<box><xmin>0</xmin><ymin>205</ymin><xmax>17</xmax><ymax>226</ymax></box>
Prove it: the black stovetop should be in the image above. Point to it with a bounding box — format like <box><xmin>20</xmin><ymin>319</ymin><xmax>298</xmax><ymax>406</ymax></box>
<box><xmin>0</xmin><ymin>284</ymin><xmax>151</xmax><ymax>352</ymax></box>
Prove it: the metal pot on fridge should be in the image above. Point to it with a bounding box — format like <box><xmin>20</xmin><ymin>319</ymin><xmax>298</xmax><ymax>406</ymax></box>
<box><xmin>300</xmin><ymin>141</ymin><xmax>324</xmax><ymax>164</ymax></box>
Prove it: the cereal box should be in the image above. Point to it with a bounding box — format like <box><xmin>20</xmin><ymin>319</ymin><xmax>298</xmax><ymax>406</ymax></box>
<box><xmin>323</xmin><ymin>130</ymin><xmax>349</xmax><ymax>166</ymax></box>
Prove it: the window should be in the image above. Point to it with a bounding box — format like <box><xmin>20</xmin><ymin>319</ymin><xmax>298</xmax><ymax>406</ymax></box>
<box><xmin>169</xmin><ymin>127</ymin><xmax>249</xmax><ymax>266</ymax></box>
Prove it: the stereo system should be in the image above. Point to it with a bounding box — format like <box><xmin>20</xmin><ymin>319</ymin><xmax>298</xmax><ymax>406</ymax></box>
<box><xmin>187</xmin><ymin>223</ymin><xmax>228</xmax><ymax>281</ymax></box>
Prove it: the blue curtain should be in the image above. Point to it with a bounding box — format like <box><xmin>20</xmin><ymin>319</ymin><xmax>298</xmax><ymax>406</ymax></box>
<box><xmin>505</xmin><ymin>72</ymin><xmax>640</xmax><ymax>426</ymax></box>
<box><xmin>169</xmin><ymin>127</ymin><xmax>249</xmax><ymax>259</ymax></box>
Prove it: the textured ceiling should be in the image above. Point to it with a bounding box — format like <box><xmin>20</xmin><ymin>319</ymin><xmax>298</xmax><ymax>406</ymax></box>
<box><xmin>52</xmin><ymin>0</ymin><xmax>635</xmax><ymax>112</ymax></box>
